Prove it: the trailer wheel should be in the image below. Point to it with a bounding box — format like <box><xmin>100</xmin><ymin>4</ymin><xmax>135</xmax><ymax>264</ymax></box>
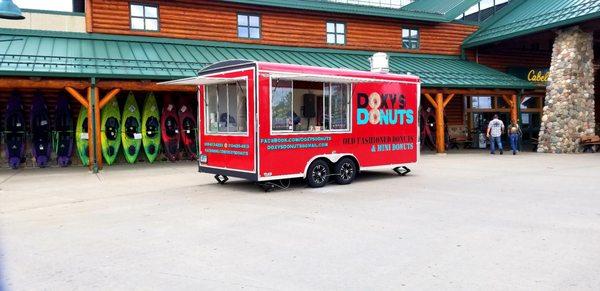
<box><xmin>333</xmin><ymin>157</ymin><xmax>357</xmax><ymax>185</ymax></box>
<box><xmin>306</xmin><ymin>159</ymin><xmax>330</xmax><ymax>188</ymax></box>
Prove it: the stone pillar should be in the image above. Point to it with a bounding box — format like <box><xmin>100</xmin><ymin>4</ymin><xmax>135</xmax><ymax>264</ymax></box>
<box><xmin>538</xmin><ymin>27</ymin><xmax>595</xmax><ymax>153</ymax></box>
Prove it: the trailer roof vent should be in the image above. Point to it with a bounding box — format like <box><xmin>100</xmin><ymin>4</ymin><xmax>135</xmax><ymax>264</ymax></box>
<box><xmin>369</xmin><ymin>52</ymin><xmax>389</xmax><ymax>73</ymax></box>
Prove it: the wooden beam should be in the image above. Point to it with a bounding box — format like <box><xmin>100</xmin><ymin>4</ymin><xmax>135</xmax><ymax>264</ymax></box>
<box><xmin>422</xmin><ymin>88</ymin><xmax>520</xmax><ymax>96</ymax></box>
<box><xmin>99</xmin><ymin>88</ymin><xmax>121</xmax><ymax>109</ymax></box>
<box><xmin>65</xmin><ymin>87</ymin><xmax>89</xmax><ymax>108</ymax></box>
<box><xmin>85</xmin><ymin>0</ymin><xmax>93</xmax><ymax>33</ymax></box>
<box><xmin>435</xmin><ymin>93</ymin><xmax>445</xmax><ymax>154</ymax></box>
<box><xmin>500</xmin><ymin>95</ymin><xmax>514</xmax><ymax>106</ymax></box>
<box><xmin>510</xmin><ymin>94</ymin><xmax>518</xmax><ymax>123</ymax></box>
<box><xmin>0</xmin><ymin>78</ymin><xmax>196</xmax><ymax>92</ymax></box>
<box><xmin>500</xmin><ymin>94</ymin><xmax>518</xmax><ymax>123</ymax></box>
<box><xmin>442</xmin><ymin>94</ymin><xmax>455</xmax><ymax>108</ymax></box>
<box><xmin>423</xmin><ymin>93</ymin><xmax>438</xmax><ymax>109</ymax></box>
<box><xmin>0</xmin><ymin>79</ymin><xmax>89</xmax><ymax>90</ymax></box>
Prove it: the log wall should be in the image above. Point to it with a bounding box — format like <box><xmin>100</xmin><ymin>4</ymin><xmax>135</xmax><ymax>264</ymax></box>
<box><xmin>88</xmin><ymin>0</ymin><xmax>478</xmax><ymax>55</ymax></box>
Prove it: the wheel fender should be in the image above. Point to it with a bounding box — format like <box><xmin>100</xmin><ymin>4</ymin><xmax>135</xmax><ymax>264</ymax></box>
<box><xmin>303</xmin><ymin>153</ymin><xmax>359</xmax><ymax>178</ymax></box>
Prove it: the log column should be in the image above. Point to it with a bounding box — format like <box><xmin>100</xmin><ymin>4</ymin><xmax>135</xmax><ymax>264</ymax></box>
<box><xmin>65</xmin><ymin>84</ymin><xmax>121</xmax><ymax>173</ymax></box>
<box><xmin>424</xmin><ymin>93</ymin><xmax>455</xmax><ymax>153</ymax></box>
<box><xmin>502</xmin><ymin>94</ymin><xmax>518</xmax><ymax>123</ymax></box>
<box><xmin>65</xmin><ymin>86</ymin><xmax>95</xmax><ymax>171</ymax></box>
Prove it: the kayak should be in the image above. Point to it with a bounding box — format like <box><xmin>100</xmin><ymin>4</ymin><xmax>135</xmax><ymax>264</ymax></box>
<box><xmin>75</xmin><ymin>106</ymin><xmax>89</xmax><ymax>166</ymax></box>
<box><xmin>142</xmin><ymin>92</ymin><xmax>160</xmax><ymax>163</ymax></box>
<box><xmin>5</xmin><ymin>93</ymin><xmax>25</xmax><ymax>169</ymax></box>
<box><xmin>101</xmin><ymin>98</ymin><xmax>121</xmax><ymax>165</ymax></box>
<box><xmin>121</xmin><ymin>92</ymin><xmax>142</xmax><ymax>163</ymax></box>
<box><xmin>178</xmin><ymin>98</ymin><xmax>198</xmax><ymax>160</ymax></box>
<box><xmin>30</xmin><ymin>94</ymin><xmax>52</xmax><ymax>167</ymax></box>
<box><xmin>161</xmin><ymin>95</ymin><xmax>180</xmax><ymax>162</ymax></box>
<box><xmin>54</xmin><ymin>95</ymin><xmax>74</xmax><ymax>167</ymax></box>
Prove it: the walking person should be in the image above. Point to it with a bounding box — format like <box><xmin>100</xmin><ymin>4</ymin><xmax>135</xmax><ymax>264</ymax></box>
<box><xmin>508</xmin><ymin>120</ymin><xmax>522</xmax><ymax>155</ymax></box>
<box><xmin>486</xmin><ymin>114</ymin><xmax>505</xmax><ymax>155</ymax></box>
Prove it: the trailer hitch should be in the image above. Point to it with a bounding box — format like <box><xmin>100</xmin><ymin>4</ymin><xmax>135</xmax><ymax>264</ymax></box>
<box><xmin>393</xmin><ymin>166</ymin><xmax>411</xmax><ymax>176</ymax></box>
<box><xmin>214</xmin><ymin>174</ymin><xmax>229</xmax><ymax>184</ymax></box>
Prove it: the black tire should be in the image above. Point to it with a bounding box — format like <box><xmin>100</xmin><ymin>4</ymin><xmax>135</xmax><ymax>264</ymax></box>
<box><xmin>333</xmin><ymin>157</ymin><xmax>357</xmax><ymax>185</ymax></box>
<box><xmin>306</xmin><ymin>159</ymin><xmax>330</xmax><ymax>188</ymax></box>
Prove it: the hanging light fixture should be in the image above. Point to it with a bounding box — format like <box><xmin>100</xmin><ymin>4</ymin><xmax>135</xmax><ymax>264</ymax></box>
<box><xmin>0</xmin><ymin>0</ymin><xmax>24</xmax><ymax>20</ymax></box>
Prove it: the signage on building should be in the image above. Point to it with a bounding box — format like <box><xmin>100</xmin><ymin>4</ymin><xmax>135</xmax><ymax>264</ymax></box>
<box><xmin>507</xmin><ymin>67</ymin><xmax>550</xmax><ymax>87</ymax></box>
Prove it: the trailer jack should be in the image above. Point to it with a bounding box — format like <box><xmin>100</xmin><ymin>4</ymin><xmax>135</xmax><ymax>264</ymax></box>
<box><xmin>214</xmin><ymin>174</ymin><xmax>229</xmax><ymax>184</ymax></box>
<box><xmin>393</xmin><ymin>166</ymin><xmax>411</xmax><ymax>176</ymax></box>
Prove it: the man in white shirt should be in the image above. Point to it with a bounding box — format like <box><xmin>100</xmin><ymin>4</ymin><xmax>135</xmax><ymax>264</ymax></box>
<box><xmin>486</xmin><ymin>114</ymin><xmax>505</xmax><ymax>155</ymax></box>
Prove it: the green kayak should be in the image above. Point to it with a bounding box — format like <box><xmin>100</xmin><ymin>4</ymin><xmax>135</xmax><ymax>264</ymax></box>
<box><xmin>121</xmin><ymin>92</ymin><xmax>142</xmax><ymax>163</ymax></box>
<box><xmin>101</xmin><ymin>98</ymin><xmax>121</xmax><ymax>165</ymax></box>
<box><xmin>142</xmin><ymin>93</ymin><xmax>161</xmax><ymax>163</ymax></box>
<box><xmin>75</xmin><ymin>106</ymin><xmax>89</xmax><ymax>166</ymax></box>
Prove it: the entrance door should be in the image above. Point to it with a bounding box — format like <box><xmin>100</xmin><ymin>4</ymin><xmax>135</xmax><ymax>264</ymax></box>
<box><xmin>466</xmin><ymin>96</ymin><xmax>510</xmax><ymax>149</ymax></box>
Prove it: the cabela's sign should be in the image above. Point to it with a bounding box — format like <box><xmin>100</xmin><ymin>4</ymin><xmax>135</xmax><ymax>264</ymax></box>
<box><xmin>527</xmin><ymin>69</ymin><xmax>549</xmax><ymax>83</ymax></box>
<box><xmin>507</xmin><ymin>67</ymin><xmax>549</xmax><ymax>87</ymax></box>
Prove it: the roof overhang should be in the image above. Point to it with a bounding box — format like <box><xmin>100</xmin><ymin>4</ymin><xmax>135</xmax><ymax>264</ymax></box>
<box><xmin>463</xmin><ymin>0</ymin><xmax>600</xmax><ymax>48</ymax></box>
<box><xmin>158</xmin><ymin>76</ymin><xmax>246</xmax><ymax>86</ymax></box>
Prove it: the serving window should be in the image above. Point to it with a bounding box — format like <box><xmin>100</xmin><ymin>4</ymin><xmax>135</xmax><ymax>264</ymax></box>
<box><xmin>271</xmin><ymin>79</ymin><xmax>349</xmax><ymax>133</ymax></box>
<box><xmin>205</xmin><ymin>80</ymin><xmax>248</xmax><ymax>134</ymax></box>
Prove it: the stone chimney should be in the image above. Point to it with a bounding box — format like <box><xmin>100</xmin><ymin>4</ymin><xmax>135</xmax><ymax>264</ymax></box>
<box><xmin>537</xmin><ymin>27</ymin><xmax>595</xmax><ymax>153</ymax></box>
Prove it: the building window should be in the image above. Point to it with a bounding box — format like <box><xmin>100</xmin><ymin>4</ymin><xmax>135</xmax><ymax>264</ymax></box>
<box><xmin>326</xmin><ymin>22</ymin><xmax>345</xmax><ymax>45</ymax></box>
<box><xmin>205</xmin><ymin>81</ymin><xmax>248</xmax><ymax>134</ymax></box>
<box><xmin>130</xmin><ymin>3</ymin><xmax>159</xmax><ymax>31</ymax></box>
<box><xmin>402</xmin><ymin>28</ymin><xmax>419</xmax><ymax>49</ymax></box>
<box><xmin>271</xmin><ymin>79</ymin><xmax>349</xmax><ymax>132</ymax></box>
<box><xmin>238</xmin><ymin>14</ymin><xmax>260</xmax><ymax>39</ymax></box>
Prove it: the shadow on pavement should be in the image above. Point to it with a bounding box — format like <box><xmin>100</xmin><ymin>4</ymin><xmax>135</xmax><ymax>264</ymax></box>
<box><xmin>204</xmin><ymin>170</ymin><xmax>411</xmax><ymax>193</ymax></box>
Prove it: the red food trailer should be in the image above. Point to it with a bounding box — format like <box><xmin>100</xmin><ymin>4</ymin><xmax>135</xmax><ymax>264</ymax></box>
<box><xmin>163</xmin><ymin>60</ymin><xmax>420</xmax><ymax>189</ymax></box>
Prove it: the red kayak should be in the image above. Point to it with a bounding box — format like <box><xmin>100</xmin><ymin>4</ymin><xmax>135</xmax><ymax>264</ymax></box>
<box><xmin>178</xmin><ymin>98</ymin><xmax>198</xmax><ymax>160</ymax></box>
<box><xmin>161</xmin><ymin>95</ymin><xmax>180</xmax><ymax>161</ymax></box>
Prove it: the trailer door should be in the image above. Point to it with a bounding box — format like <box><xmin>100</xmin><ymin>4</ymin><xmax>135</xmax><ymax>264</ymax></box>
<box><xmin>196</xmin><ymin>69</ymin><xmax>257</xmax><ymax>177</ymax></box>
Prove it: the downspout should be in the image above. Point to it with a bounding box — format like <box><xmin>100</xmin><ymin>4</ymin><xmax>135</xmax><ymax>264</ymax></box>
<box><xmin>90</xmin><ymin>77</ymin><xmax>99</xmax><ymax>173</ymax></box>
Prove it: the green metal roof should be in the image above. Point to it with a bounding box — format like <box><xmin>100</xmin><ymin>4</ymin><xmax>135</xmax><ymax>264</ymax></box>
<box><xmin>464</xmin><ymin>0</ymin><xmax>600</xmax><ymax>48</ymax></box>
<box><xmin>400</xmin><ymin>0</ymin><xmax>482</xmax><ymax>20</ymax></box>
<box><xmin>222</xmin><ymin>0</ymin><xmax>480</xmax><ymax>22</ymax></box>
<box><xmin>0</xmin><ymin>28</ymin><xmax>533</xmax><ymax>89</ymax></box>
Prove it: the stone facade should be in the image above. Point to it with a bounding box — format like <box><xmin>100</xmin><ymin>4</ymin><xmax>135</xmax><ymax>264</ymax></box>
<box><xmin>538</xmin><ymin>27</ymin><xmax>595</xmax><ymax>153</ymax></box>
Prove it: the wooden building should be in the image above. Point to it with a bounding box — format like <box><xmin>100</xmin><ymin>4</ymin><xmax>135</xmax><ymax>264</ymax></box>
<box><xmin>0</xmin><ymin>0</ymin><xmax>596</xmax><ymax>171</ymax></box>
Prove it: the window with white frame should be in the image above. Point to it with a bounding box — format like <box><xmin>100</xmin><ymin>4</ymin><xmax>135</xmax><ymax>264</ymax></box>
<box><xmin>237</xmin><ymin>13</ymin><xmax>261</xmax><ymax>39</ymax></box>
<box><xmin>130</xmin><ymin>3</ymin><xmax>159</xmax><ymax>31</ymax></box>
<box><xmin>271</xmin><ymin>79</ymin><xmax>349</xmax><ymax>132</ymax></box>
<box><xmin>205</xmin><ymin>81</ymin><xmax>248</xmax><ymax>134</ymax></box>
<box><xmin>402</xmin><ymin>28</ymin><xmax>419</xmax><ymax>49</ymax></box>
<box><xmin>326</xmin><ymin>21</ymin><xmax>346</xmax><ymax>45</ymax></box>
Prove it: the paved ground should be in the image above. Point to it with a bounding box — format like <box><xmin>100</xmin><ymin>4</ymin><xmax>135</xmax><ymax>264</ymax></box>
<box><xmin>1</xmin><ymin>152</ymin><xmax>600</xmax><ymax>290</ymax></box>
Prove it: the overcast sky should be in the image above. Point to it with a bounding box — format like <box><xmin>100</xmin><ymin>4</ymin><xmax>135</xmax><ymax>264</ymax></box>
<box><xmin>14</xmin><ymin>0</ymin><xmax>72</xmax><ymax>12</ymax></box>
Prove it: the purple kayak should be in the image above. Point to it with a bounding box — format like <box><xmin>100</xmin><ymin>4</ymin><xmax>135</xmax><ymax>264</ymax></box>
<box><xmin>55</xmin><ymin>95</ymin><xmax>74</xmax><ymax>167</ymax></box>
<box><xmin>31</xmin><ymin>94</ymin><xmax>51</xmax><ymax>168</ymax></box>
<box><xmin>5</xmin><ymin>93</ymin><xmax>25</xmax><ymax>169</ymax></box>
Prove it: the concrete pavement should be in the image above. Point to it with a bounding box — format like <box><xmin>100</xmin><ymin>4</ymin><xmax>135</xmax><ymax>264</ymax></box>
<box><xmin>1</xmin><ymin>152</ymin><xmax>599</xmax><ymax>290</ymax></box>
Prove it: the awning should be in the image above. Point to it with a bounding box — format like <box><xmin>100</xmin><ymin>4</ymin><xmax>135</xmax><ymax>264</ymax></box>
<box><xmin>158</xmin><ymin>76</ymin><xmax>246</xmax><ymax>86</ymax></box>
<box><xmin>268</xmin><ymin>73</ymin><xmax>405</xmax><ymax>84</ymax></box>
